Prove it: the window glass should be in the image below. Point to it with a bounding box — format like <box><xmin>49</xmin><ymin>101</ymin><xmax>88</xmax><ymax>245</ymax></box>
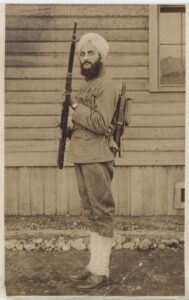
<box><xmin>159</xmin><ymin>45</ymin><xmax>184</xmax><ymax>85</ymax></box>
<box><xmin>159</xmin><ymin>6</ymin><xmax>185</xmax><ymax>87</ymax></box>
<box><xmin>159</xmin><ymin>13</ymin><xmax>181</xmax><ymax>44</ymax></box>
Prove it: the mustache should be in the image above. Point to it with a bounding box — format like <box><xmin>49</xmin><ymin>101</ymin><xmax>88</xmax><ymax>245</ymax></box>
<box><xmin>81</xmin><ymin>61</ymin><xmax>92</xmax><ymax>66</ymax></box>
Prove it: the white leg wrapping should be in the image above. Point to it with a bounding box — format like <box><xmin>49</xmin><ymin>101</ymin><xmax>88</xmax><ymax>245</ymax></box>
<box><xmin>93</xmin><ymin>235</ymin><xmax>113</xmax><ymax>278</ymax></box>
<box><xmin>86</xmin><ymin>231</ymin><xmax>99</xmax><ymax>273</ymax></box>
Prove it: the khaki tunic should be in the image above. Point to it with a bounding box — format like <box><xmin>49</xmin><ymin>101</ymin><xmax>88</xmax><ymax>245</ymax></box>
<box><xmin>67</xmin><ymin>68</ymin><xmax>117</xmax><ymax>163</ymax></box>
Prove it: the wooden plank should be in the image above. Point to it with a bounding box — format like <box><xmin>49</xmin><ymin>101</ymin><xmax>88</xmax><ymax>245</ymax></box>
<box><xmin>5</xmin><ymin>103</ymin><xmax>62</xmax><ymax>116</ymax></box>
<box><xmin>5</xmin><ymin>140</ymin><xmax>69</xmax><ymax>153</ymax></box>
<box><xmin>5</xmin><ymin>91</ymin><xmax>63</xmax><ymax>103</ymax></box>
<box><xmin>122</xmin><ymin>139</ymin><xmax>185</xmax><ymax>152</ymax></box>
<box><xmin>111</xmin><ymin>165</ymin><xmax>119</xmax><ymax>214</ymax></box>
<box><xmin>5</xmin><ymin>42</ymin><xmax>148</xmax><ymax>54</ymax></box>
<box><xmin>6</xmin><ymin>5</ymin><xmax>148</xmax><ymax>17</ymax></box>
<box><xmin>5</xmin><ymin>79</ymin><xmax>148</xmax><ymax>92</ymax></box>
<box><xmin>5</xmin><ymin>91</ymin><xmax>185</xmax><ymax>104</ymax></box>
<box><xmin>167</xmin><ymin>166</ymin><xmax>185</xmax><ymax>215</ymax></box>
<box><xmin>130</xmin><ymin>167</ymin><xmax>142</xmax><ymax>216</ymax></box>
<box><xmin>5</xmin><ymin>168</ymin><xmax>18</xmax><ymax>215</ymax></box>
<box><xmin>6</xmin><ymin>30</ymin><xmax>149</xmax><ymax>42</ymax></box>
<box><xmin>115</xmin><ymin>152</ymin><xmax>185</xmax><ymax>166</ymax></box>
<box><xmin>57</xmin><ymin>168</ymin><xmax>69</xmax><ymax>214</ymax></box>
<box><xmin>142</xmin><ymin>167</ymin><xmax>156</xmax><ymax>216</ymax></box>
<box><xmin>5</xmin><ymin>116</ymin><xmax>59</xmax><ymax>128</ymax></box>
<box><xmin>5</xmin><ymin>53</ymin><xmax>149</xmax><ymax>67</ymax></box>
<box><xmin>155</xmin><ymin>167</ymin><xmax>168</xmax><ymax>215</ymax></box>
<box><xmin>5</xmin><ymin>101</ymin><xmax>185</xmax><ymax>116</ymax></box>
<box><xmin>5</xmin><ymin>151</ymin><xmax>185</xmax><ymax>167</ymax></box>
<box><xmin>18</xmin><ymin>167</ymin><xmax>30</xmax><ymax>215</ymax></box>
<box><xmin>124</xmin><ymin>127</ymin><xmax>185</xmax><ymax>139</ymax></box>
<box><xmin>6</xmin><ymin>17</ymin><xmax>148</xmax><ymax>30</ymax></box>
<box><xmin>118</xmin><ymin>167</ymin><xmax>131</xmax><ymax>216</ymax></box>
<box><xmin>30</xmin><ymin>167</ymin><xmax>44</xmax><ymax>215</ymax></box>
<box><xmin>5</xmin><ymin>66</ymin><xmax>148</xmax><ymax>79</ymax></box>
<box><xmin>133</xmin><ymin>102</ymin><xmax>185</xmax><ymax>115</ymax></box>
<box><xmin>5</xmin><ymin>133</ymin><xmax>185</xmax><ymax>151</ymax></box>
<box><xmin>68</xmin><ymin>167</ymin><xmax>81</xmax><ymax>215</ymax></box>
<box><xmin>44</xmin><ymin>167</ymin><xmax>56</xmax><ymax>215</ymax></box>
<box><xmin>131</xmin><ymin>115</ymin><xmax>185</xmax><ymax>127</ymax></box>
<box><xmin>5</xmin><ymin>115</ymin><xmax>185</xmax><ymax>128</ymax></box>
<box><xmin>5</xmin><ymin>128</ymin><xmax>59</xmax><ymax>140</ymax></box>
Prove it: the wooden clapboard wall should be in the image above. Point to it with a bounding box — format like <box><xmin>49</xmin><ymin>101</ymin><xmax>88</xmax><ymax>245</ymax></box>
<box><xmin>5</xmin><ymin>4</ymin><xmax>185</xmax><ymax>216</ymax></box>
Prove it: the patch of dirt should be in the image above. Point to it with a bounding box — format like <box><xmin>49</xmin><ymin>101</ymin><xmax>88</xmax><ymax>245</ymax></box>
<box><xmin>5</xmin><ymin>215</ymin><xmax>184</xmax><ymax>232</ymax></box>
<box><xmin>5</xmin><ymin>248</ymin><xmax>184</xmax><ymax>296</ymax></box>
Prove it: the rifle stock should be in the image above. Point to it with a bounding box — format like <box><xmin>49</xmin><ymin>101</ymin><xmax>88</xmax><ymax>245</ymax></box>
<box><xmin>57</xmin><ymin>22</ymin><xmax>77</xmax><ymax>169</ymax></box>
<box><xmin>112</xmin><ymin>82</ymin><xmax>132</xmax><ymax>157</ymax></box>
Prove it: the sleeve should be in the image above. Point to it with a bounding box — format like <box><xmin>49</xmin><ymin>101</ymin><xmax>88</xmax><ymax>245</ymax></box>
<box><xmin>72</xmin><ymin>79</ymin><xmax>117</xmax><ymax>135</ymax></box>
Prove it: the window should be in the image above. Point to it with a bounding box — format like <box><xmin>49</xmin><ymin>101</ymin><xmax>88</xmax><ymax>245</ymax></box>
<box><xmin>149</xmin><ymin>5</ymin><xmax>185</xmax><ymax>91</ymax></box>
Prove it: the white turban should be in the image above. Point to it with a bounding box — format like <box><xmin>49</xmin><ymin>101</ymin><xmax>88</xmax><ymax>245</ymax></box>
<box><xmin>78</xmin><ymin>33</ymin><xmax>109</xmax><ymax>60</ymax></box>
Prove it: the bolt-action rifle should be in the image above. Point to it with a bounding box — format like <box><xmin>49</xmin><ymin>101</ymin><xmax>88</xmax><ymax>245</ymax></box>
<box><xmin>57</xmin><ymin>22</ymin><xmax>77</xmax><ymax>169</ymax></box>
<box><xmin>111</xmin><ymin>82</ymin><xmax>132</xmax><ymax>157</ymax></box>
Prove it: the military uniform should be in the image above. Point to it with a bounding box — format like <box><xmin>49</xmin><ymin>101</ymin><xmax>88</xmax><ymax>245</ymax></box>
<box><xmin>67</xmin><ymin>67</ymin><xmax>117</xmax><ymax>238</ymax></box>
<box><xmin>68</xmin><ymin>33</ymin><xmax>117</xmax><ymax>289</ymax></box>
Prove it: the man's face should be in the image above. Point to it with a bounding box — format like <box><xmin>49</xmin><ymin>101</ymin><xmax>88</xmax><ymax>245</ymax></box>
<box><xmin>79</xmin><ymin>42</ymin><xmax>102</xmax><ymax>79</ymax></box>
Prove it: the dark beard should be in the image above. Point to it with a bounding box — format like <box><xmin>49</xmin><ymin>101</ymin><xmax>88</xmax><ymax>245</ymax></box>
<box><xmin>80</xmin><ymin>60</ymin><xmax>103</xmax><ymax>80</ymax></box>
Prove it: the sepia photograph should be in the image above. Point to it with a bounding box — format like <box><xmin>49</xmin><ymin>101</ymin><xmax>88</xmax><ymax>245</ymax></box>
<box><xmin>4</xmin><ymin>3</ymin><xmax>186</xmax><ymax>297</ymax></box>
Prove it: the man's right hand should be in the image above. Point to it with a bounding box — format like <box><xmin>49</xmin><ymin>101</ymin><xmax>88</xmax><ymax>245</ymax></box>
<box><xmin>61</xmin><ymin>90</ymin><xmax>78</xmax><ymax>107</ymax></box>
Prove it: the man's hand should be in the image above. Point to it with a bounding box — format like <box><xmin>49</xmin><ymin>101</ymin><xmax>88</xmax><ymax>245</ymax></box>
<box><xmin>61</xmin><ymin>90</ymin><xmax>78</xmax><ymax>107</ymax></box>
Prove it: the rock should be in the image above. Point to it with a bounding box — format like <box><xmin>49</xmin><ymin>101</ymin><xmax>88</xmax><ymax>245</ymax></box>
<box><xmin>136</xmin><ymin>286</ymin><xmax>142</xmax><ymax>290</ymax></box>
<box><xmin>152</xmin><ymin>243</ymin><xmax>158</xmax><ymax>249</ymax></box>
<box><xmin>114</xmin><ymin>234</ymin><xmax>125</xmax><ymax>245</ymax></box>
<box><xmin>158</xmin><ymin>243</ymin><xmax>165</xmax><ymax>250</ymax></box>
<box><xmin>24</xmin><ymin>243</ymin><xmax>36</xmax><ymax>251</ymax></box>
<box><xmin>33</xmin><ymin>238</ymin><xmax>43</xmax><ymax>245</ymax></box>
<box><xmin>62</xmin><ymin>241</ymin><xmax>71</xmax><ymax>252</ymax></box>
<box><xmin>171</xmin><ymin>248</ymin><xmax>178</xmax><ymax>252</ymax></box>
<box><xmin>115</xmin><ymin>243</ymin><xmax>122</xmax><ymax>250</ymax></box>
<box><xmin>161</xmin><ymin>239</ymin><xmax>172</xmax><ymax>247</ymax></box>
<box><xmin>16</xmin><ymin>241</ymin><xmax>24</xmax><ymax>251</ymax></box>
<box><xmin>138</xmin><ymin>239</ymin><xmax>151</xmax><ymax>251</ymax></box>
<box><xmin>122</xmin><ymin>242</ymin><xmax>135</xmax><ymax>250</ymax></box>
<box><xmin>161</xmin><ymin>239</ymin><xmax>179</xmax><ymax>248</ymax></box>
<box><xmin>71</xmin><ymin>238</ymin><xmax>86</xmax><ymax>251</ymax></box>
<box><xmin>56</xmin><ymin>240</ymin><xmax>66</xmax><ymax>251</ymax></box>
<box><xmin>113</xmin><ymin>234</ymin><xmax>125</xmax><ymax>249</ymax></box>
<box><xmin>144</xmin><ymin>238</ymin><xmax>152</xmax><ymax>247</ymax></box>
<box><xmin>133</xmin><ymin>238</ymin><xmax>140</xmax><ymax>247</ymax></box>
<box><xmin>44</xmin><ymin>240</ymin><xmax>55</xmax><ymax>250</ymax></box>
<box><xmin>179</xmin><ymin>236</ymin><xmax>184</xmax><ymax>244</ymax></box>
<box><xmin>5</xmin><ymin>240</ymin><xmax>17</xmax><ymax>250</ymax></box>
<box><xmin>170</xmin><ymin>239</ymin><xmax>179</xmax><ymax>248</ymax></box>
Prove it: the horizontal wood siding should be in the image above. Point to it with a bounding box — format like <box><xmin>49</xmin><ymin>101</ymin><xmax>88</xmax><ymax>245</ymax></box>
<box><xmin>5</xmin><ymin>4</ymin><xmax>185</xmax><ymax>216</ymax></box>
<box><xmin>4</xmin><ymin>166</ymin><xmax>184</xmax><ymax>216</ymax></box>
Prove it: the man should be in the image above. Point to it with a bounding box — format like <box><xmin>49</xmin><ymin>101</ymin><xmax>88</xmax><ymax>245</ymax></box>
<box><xmin>67</xmin><ymin>33</ymin><xmax>118</xmax><ymax>291</ymax></box>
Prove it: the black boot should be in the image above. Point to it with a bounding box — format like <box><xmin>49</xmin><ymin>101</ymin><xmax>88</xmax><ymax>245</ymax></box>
<box><xmin>70</xmin><ymin>269</ymin><xmax>91</xmax><ymax>282</ymax></box>
<box><xmin>75</xmin><ymin>274</ymin><xmax>107</xmax><ymax>291</ymax></box>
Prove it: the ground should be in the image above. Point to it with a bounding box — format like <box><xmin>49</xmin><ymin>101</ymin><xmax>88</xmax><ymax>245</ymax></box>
<box><xmin>5</xmin><ymin>247</ymin><xmax>184</xmax><ymax>296</ymax></box>
<box><xmin>5</xmin><ymin>215</ymin><xmax>185</xmax><ymax>297</ymax></box>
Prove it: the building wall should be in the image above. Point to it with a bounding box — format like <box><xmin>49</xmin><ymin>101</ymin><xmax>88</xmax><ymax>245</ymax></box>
<box><xmin>5</xmin><ymin>4</ymin><xmax>185</xmax><ymax>216</ymax></box>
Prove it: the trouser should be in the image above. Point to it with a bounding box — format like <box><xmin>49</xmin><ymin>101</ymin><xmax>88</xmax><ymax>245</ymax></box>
<box><xmin>75</xmin><ymin>162</ymin><xmax>115</xmax><ymax>238</ymax></box>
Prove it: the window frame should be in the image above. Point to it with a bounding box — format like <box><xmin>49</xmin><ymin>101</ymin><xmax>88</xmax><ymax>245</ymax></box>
<box><xmin>149</xmin><ymin>5</ymin><xmax>185</xmax><ymax>92</ymax></box>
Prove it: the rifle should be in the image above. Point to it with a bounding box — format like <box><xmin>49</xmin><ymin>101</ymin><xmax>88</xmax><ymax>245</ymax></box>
<box><xmin>57</xmin><ymin>22</ymin><xmax>77</xmax><ymax>169</ymax></box>
<box><xmin>112</xmin><ymin>82</ymin><xmax>132</xmax><ymax>157</ymax></box>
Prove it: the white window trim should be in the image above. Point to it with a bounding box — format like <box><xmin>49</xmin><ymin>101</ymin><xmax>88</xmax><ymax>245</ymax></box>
<box><xmin>149</xmin><ymin>5</ymin><xmax>185</xmax><ymax>92</ymax></box>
